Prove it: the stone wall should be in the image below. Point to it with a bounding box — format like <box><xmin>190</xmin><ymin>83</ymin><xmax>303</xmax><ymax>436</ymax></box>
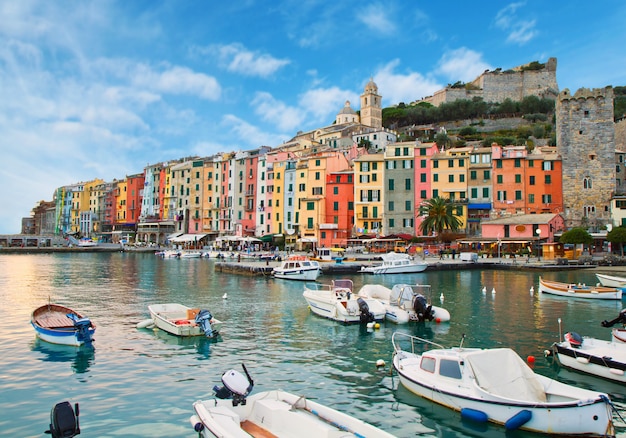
<box><xmin>616</xmin><ymin>118</ymin><xmax>626</xmax><ymax>151</ymax></box>
<box><xmin>422</xmin><ymin>58</ymin><xmax>558</xmax><ymax>106</ymax></box>
<box><xmin>556</xmin><ymin>87</ymin><xmax>615</xmax><ymax>229</ymax></box>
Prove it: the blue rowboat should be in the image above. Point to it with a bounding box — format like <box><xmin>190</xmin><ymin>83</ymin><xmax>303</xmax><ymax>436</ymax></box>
<box><xmin>31</xmin><ymin>304</ymin><xmax>95</xmax><ymax>346</ymax></box>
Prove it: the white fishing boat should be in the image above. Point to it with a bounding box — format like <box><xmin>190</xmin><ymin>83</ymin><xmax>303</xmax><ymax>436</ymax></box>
<box><xmin>190</xmin><ymin>364</ymin><xmax>396</xmax><ymax>438</ymax></box>
<box><xmin>551</xmin><ymin>330</ymin><xmax>626</xmax><ymax>384</ymax></box>
<box><xmin>392</xmin><ymin>332</ymin><xmax>615</xmax><ymax>436</ymax></box>
<box><xmin>596</xmin><ymin>273</ymin><xmax>626</xmax><ymax>288</ymax></box>
<box><xmin>357</xmin><ymin>283</ymin><xmax>450</xmax><ymax>324</ymax></box>
<box><xmin>302</xmin><ymin>279</ymin><xmax>386</xmax><ymax>324</ymax></box>
<box><xmin>360</xmin><ymin>252</ymin><xmax>427</xmax><ymax>274</ymax></box>
<box><xmin>272</xmin><ymin>255</ymin><xmax>321</xmax><ymax>281</ymax></box>
<box><xmin>538</xmin><ymin>277</ymin><xmax>622</xmax><ymax>300</ymax></box>
<box><xmin>140</xmin><ymin>303</ymin><xmax>222</xmax><ymax>337</ymax></box>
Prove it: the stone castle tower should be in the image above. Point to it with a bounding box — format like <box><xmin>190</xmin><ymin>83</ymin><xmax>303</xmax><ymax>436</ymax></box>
<box><xmin>360</xmin><ymin>78</ymin><xmax>382</xmax><ymax>129</ymax></box>
<box><xmin>556</xmin><ymin>87</ymin><xmax>615</xmax><ymax>229</ymax></box>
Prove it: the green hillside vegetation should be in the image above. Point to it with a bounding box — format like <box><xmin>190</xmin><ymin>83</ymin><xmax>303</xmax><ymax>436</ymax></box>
<box><xmin>383</xmin><ymin>87</ymin><xmax>625</xmax><ymax>147</ymax></box>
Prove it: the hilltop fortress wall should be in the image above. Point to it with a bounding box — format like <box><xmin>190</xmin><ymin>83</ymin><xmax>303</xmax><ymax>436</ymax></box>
<box><xmin>424</xmin><ymin>58</ymin><xmax>558</xmax><ymax>106</ymax></box>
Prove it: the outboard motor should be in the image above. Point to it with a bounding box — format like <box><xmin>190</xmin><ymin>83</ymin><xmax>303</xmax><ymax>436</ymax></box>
<box><xmin>213</xmin><ymin>364</ymin><xmax>254</xmax><ymax>406</ymax></box>
<box><xmin>602</xmin><ymin>308</ymin><xmax>626</xmax><ymax>327</ymax></box>
<box><xmin>357</xmin><ymin>297</ymin><xmax>375</xmax><ymax>323</ymax></box>
<box><xmin>564</xmin><ymin>332</ymin><xmax>583</xmax><ymax>348</ymax></box>
<box><xmin>412</xmin><ymin>294</ymin><xmax>434</xmax><ymax>322</ymax></box>
<box><xmin>45</xmin><ymin>401</ymin><xmax>80</xmax><ymax>438</ymax></box>
<box><xmin>195</xmin><ymin>309</ymin><xmax>215</xmax><ymax>337</ymax></box>
<box><xmin>66</xmin><ymin>314</ymin><xmax>93</xmax><ymax>344</ymax></box>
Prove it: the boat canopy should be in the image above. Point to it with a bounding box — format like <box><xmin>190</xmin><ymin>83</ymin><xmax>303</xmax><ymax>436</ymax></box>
<box><xmin>464</xmin><ymin>348</ymin><xmax>546</xmax><ymax>403</ymax></box>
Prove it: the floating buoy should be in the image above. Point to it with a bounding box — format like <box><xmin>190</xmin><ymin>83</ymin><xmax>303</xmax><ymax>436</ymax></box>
<box><xmin>435</xmin><ymin>317</ymin><xmax>441</xmax><ymax>324</ymax></box>
<box><xmin>527</xmin><ymin>355</ymin><xmax>535</xmax><ymax>364</ymax></box>
<box><xmin>376</xmin><ymin>359</ymin><xmax>385</xmax><ymax>368</ymax></box>
<box><xmin>366</xmin><ymin>322</ymin><xmax>375</xmax><ymax>329</ymax></box>
<box><xmin>374</xmin><ymin>322</ymin><xmax>380</xmax><ymax>329</ymax></box>
<box><xmin>461</xmin><ymin>408</ymin><xmax>488</xmax><ymax>423</ymax></box>
<box><xmin>482</xmin><ymin>286</ymin><xmax>487</xmax><ymax>294</ymax></box>
<box><xmin>491</xmin><ymin>288</ymin><xmax>496</xmax><ymax>295</ymax></box>
<box><xmin>222</xmin><ymin>293</ymin><xmax>228</xmax><ymax>299</ymax></box>
<box><xmin>530</xmin><ymin>286</ymin><xmax>534</xmax><ymax>296</ymax></box>
<box><xmin>136</xmin><ymin>319</ymin><xmax>154</xmax><ymax>329</ymax></box>
<box><xmin>440</xmin><ymin>293</ymin><xmax>444</xmax><ymax>302</ymax></box>
<box><xmin>505</xmin><ymin>409</ymin><xmax>532</xmax><ymax>430</ymax></box>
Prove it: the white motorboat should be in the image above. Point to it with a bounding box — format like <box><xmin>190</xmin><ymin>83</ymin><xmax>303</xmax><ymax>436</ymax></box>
<box><xmin>551</xmin><ymin>331</ymin><xmax>626</xmax><ymax>384</ymax></box>
<box><xmin>272</xmin><ymin>255</ymin><xmax>321</xmax><ymax>281</ymax></box>
<box><xmin>360</xmin><ymin>252</ymin><xmax>427</xmax><ymax>274</ymax></box>
<box><xmin>357</xmin><ymin>283</ymin><xmax>450</xmax><ymax>324</ymax></box>
<box><xmin>538</xmin><ymin>277</ymin><xmax>622</xmax><ymax>300</ymax></box>
<box><xmin>392</xmin><ymin>332</ymin><xmax>615</xmax><ymax>436</ymax></box>
<box><xmin>596</xmin><ymin>273</ymin><xmax>626</xmax><ymax>288</ymax></box>
<box><xmin>141</xmin><ymin>303</ymin><xmax>222</xmax><ymax>337</ymax></box>
<box><xmin>302</xmin><ymin>279</ymin><xmax>386</xmax><ymax>324</ymax></box>
<box><xmin>190</xmin><ymin>364</ymin><xmax>396</xmax><ymax>438</ymax></box>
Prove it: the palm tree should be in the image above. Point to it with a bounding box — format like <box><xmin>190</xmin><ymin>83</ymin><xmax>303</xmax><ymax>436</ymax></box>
<box><xmin>418</xmin><ymin>197</ymin><xmax>462</xmax><ymax>241</ymax></box>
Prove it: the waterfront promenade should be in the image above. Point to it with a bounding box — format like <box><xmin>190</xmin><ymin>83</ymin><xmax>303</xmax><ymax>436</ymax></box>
<box><xmin>3</xmin><ymin>243</ymin><xmax>623</xmax><ymax>276</ymax></box>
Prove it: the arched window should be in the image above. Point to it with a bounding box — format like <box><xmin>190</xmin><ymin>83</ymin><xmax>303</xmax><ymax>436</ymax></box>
<box><xmin>583</xmin><ymin>177</ymin><xmax>592</xmax><ymax>189</ymax></box>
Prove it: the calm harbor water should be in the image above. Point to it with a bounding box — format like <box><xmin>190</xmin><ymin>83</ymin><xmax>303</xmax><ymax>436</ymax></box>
<box><xmin>2</xmin><ymin>252</ymin><xmax>626</xmax><ymax>437</ymax></box>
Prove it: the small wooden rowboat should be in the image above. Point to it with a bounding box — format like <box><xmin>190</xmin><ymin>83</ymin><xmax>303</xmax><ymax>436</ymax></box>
<box><xmin>31</xmin><ymin>304</ymin><xmax>95</xmax><ymax>346</ymax></box>
<box><xmin>538</xmin><ymin>277</ymin><xmax>622</xmax><ymax>300</ymax></box>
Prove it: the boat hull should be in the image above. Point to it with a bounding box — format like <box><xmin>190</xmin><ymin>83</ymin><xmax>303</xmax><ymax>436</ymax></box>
<box><xmin>31</xmin><ymin>304</ymin><xmax>95</xmax><ymax>347</ymax></box>
<box><xmin>553</xmin><ymin>337</ymin><xmax>626</xmax><ymax>384</ymax></box>
<box><xmin>190</xmin><ymin>390</ymin><xmax>396</xmax><ymax>438</ymax></box>
<box><xmin>149</xmin><ymin>304</ymin><xmax>222</xmax><ymax>337</ymax></box>
<box><xmin>538</xmin><ymin>277</ymin><xmax>622</xmax><ymax>300</ymax></box>
<box><xmin>596</xmin><ymin>273</ymin><xmax>626</xmax><ymax>288</ymax></box>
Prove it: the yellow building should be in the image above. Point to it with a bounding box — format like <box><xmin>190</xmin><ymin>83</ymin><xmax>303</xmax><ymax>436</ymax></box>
<box><xmin>430</xmin><ymin>147</ymin><xmax>471</xmax><ymax>230</ymax></box>
<box><xmin>353</xmin><ymin>153</ymin><xmax>384</xmax><ymax>235</ymax></box>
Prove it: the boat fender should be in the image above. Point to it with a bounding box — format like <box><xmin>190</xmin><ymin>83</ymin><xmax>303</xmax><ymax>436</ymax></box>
<box><xmin>505</xmin><ymin>409</ymin><xmax>532</xmax><ymax>430</ymax></box>
<box><xmin>460</xmin><ymin>408</ymin><xmax>488</xmax><ymax>423</ymax></box>
<box><xmin>136</xmin><ymin>319</ymin><xmax>154</xmax><ymax>329</ymax></box>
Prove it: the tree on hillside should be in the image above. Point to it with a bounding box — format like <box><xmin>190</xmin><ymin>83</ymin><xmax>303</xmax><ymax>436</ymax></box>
<box><xmin>607</xmin><ymin>226</ymin><xmax>626</xmax><ymax>256</ymax></box>
<box><xmin>418</xmin><ymin>197</ymin><xmax>462</xmax><ymax>241</ymax></box>
<box><xmin>559</xmin><ymin>227</ymin><xmax>593</xmax><ymax>259</ymax></box>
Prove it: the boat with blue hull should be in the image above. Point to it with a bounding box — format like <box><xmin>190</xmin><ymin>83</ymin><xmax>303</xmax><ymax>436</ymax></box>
<box><xmin>31</xmin><ymin>304</ymin><xmax>95</xmax><ymax>347</ymax></box>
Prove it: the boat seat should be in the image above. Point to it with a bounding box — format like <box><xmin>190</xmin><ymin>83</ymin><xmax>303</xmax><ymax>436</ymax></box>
<box><xmin>37</xmin><ymin>315</ymin><xmax>75</xmax><ymax>328</ymax></box>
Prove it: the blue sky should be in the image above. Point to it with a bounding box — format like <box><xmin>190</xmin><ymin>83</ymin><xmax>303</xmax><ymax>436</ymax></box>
<box><xmin>1</xmin><ymin>1</ymin><xmax>625</xmax><ymax>234</ymax></box>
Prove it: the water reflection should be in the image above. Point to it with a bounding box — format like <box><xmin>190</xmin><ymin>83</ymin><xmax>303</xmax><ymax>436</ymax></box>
<box><xmin>31</xmin><ymin>339</ymin><xmax>95</xmax><ymax>374</ymax></box>
<box><xmin>140</xmin><ymin>326</ymin><xmax>222</xmax><ymax>359</ymax></box>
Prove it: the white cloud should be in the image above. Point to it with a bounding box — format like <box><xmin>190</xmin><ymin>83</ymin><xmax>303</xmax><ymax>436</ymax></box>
<box><xmin>298</xmin><ymin>87</ymin><xmax>359</xmax><ymax>122</ymax></box>
<box><xmin>494</xmin><ymin>2</ymin><xmax>537</xmax><ymax>45</ymax></box>
<box><xmin>374</xmin><ymin>60</ymin><xmax>441</xmax><ymax>104</ymax></box>
<box><xmin>251</xmin><ymin>92</ymin><xmax>305</xmax><ymax>132</ymax></box>
<box><xmin>200</xmin><ymin>43</ymin><xmax>290</xmax><ymax>78</ymax></box>
<box><xmin>357</xmin><ymin>4</ymin><xmax>396</xmax><ymax>35</ymax></box>
<box><xmin>436</xmin><ymin>48</ymin><xmax>492</xmax><ymax>83</ymax></box>
<box><xmin>128</xmin><ymin>63</ymin><xmax>221</xmax><ymax>101</ymax></box>
<box><xmin>221</xmin><ymin>114</ymin><xmax>287</xmax><ymax>147</ymax></box>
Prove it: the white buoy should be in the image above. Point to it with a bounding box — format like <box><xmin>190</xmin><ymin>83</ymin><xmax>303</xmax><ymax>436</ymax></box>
<box><xmin>136</xmin><ymin>319</ymin><xmax>154</xmax><ymax>329</ymax></box>
<box><xmin>440</xmin><ymin>293</ymin><xmax>444</xmax><ymax>302</ymax></box>
<box><xmin>482</xmin><ymin>286</ymin><xmax>487</xmax><ymax>294</ymax></box>
<box><xmin>376</xmin><ymin>359</ymin><xmax>386</xmax><ymax>368</ymax></box>
<box><xmin>530</xmin><ymin>286</ymin><xmax>534</xmax><ymax>296</ymax></box>
<box><xmin>367</xmin><ymin>322</ymin><xmax>374</xmax><ymax>329</ymax></box>
<box><xmin>222</xmin><ymin>293</ymin><xmax>228</xmax><ymax>299</ymax></box>
<box><xmin>491</xmin><ymin>287</ymin><xmax>496</xmax><ymax>295</ymax></box>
